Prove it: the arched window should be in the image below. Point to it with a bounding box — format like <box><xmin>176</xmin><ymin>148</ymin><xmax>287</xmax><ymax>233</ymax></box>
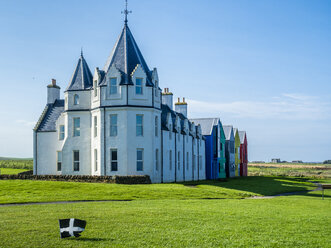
<box><xmin>74</xmin><ymin>94</ymin><xmax>79</xmax><ymax>105</ymax></box>
<box><xmin>155</xmin><ymin>116</ymin><xmax>158</xmax><ymax>137</ymax></box>
<box><xmin>94</xmin><ymin>80</ymin><xmax>98</xmax><ymax>97</ymax></box>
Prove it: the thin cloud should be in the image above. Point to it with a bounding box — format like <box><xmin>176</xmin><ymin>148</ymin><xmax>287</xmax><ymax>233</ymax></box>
<box><xmin>188</xmin><ymin>93</ymin><xmax>331</xmax><ymax>120</ymax></box>
<box><xmin>16</xmin><ymin>120</ymin><xmax>35</xmax><ymax>127</ymax></box>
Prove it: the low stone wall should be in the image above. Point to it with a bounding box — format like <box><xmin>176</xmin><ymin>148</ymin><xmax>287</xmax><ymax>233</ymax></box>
<box><xmin>0</xmin><ymin>174</ymin><xmax>151</xmax><ymax>184</ymax></box>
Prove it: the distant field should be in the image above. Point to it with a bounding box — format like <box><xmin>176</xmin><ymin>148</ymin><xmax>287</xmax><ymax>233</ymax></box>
<box><xmin>0</xmin><ymin>168</ymin><xmax>30</xmax><ymax>175</ymax></box>
<box><xmin>0</xmin><ymin>158</ymin><xmax>33</xmax><ymax>170</ymax></box>
<box><xmin>248</xmin><ymin>163</ymin><xmax>331</xmax><ymax>178</ymax></box>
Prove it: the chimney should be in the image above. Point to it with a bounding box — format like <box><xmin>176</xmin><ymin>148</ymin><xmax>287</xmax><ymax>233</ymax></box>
<box><xmin>47</xmin><ymin>79</ymin><xmax>60</xmax><ymax>104</ymax></box>
<box><xmin>175</xmin><ymin>97</ymin><xmax>188</xmax><ymax>117</ymax></box>
<box><xmin>162</xmin><ymin>88</ymin><xmax>173</xmax><ymax>110</ymax></box>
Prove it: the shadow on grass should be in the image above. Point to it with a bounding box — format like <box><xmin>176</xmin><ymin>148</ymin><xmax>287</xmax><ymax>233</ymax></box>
<box><xmin>181</xmin><ymin>176</ymin><xmax>315</xmax><ymax>196</ymax></box>
<box><xmin>73</xmin><ymin>237</ymin><xmax>113</xmax><ymax>242</ymax></box>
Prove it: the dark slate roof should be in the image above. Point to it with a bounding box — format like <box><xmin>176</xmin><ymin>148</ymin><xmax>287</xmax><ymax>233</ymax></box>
<box><xmin>35</xmin><ymin>100</ymin><xmax>64</xmax><ymax>132</ymax></box>
<box><xmin>189</xmin><ymin>118</ymin><xmax>219</xmax><ymax>136</ymax></box>
<box><xmin>66</xmin><ymin>54</ymin><xmax>93</xmax><ymax>91</ymax></box>
<box><xmin>103</xmin><ymin>24</ymin><xmax>153</xmax><ymax>86</ymax></box>
<box><xmin>161</xmin><ymin>104</ymin><xmax>176</xmax><ymax>131</ymax></box>
<box><xmin>223</xmin><ymin>125</ymin><xmax>233</xmax><ymax>141</ymax></box>
<box><xmin>239</xmin><ymin>131</ymin><xmax>246</xmax><ymax>144</ymax></box>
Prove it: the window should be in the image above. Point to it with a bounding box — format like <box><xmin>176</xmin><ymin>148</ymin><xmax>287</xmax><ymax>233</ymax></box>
<box><xmin>59</xmin><ymin>125</ymin><xmax>65</xmax><ymax>140</ymax></box>
<box><xmin>136</xmin><ymin>115</ymin><xmax>143</xmax><ymax>136</ymax></box>
<box><xmin>111</xmin><ymin>149</ymin><xmax>118</xmax><ymax>171</ymax></box>
<box><xmin>74</xmin><ymin>94</ymin><xmax>79</xmax><ymax>105</ymax></box>
<box><xmin>136</xmin><ymin>78</ymin><xmax>143</xmax><ymax>94</ymax></box>
<box><xmin>178</xmin><ymin>152</ymin><xmax>180</xmax><ymax>170</ymax></box>
<box><xmin>73</xmin><ymin>150</ymin><xmax>80</xmax><ymax>171</ymax></box>
<box><xmin>137</xmin><ymin>149</ymin><xmax>143</xmax><ymax>171</ymax></box>
<box><xmin>94</xmin><ymin>116</ymin><xmax>97</xmax><ymax>137</ymax></box>
<box><xmin>155</xmin><ymin>149</ymin><xmax>159</xmax><ymax>171</ymax></box>
<box><xmin>57</xmin><ymin>151</ymin><xmax>62</xmax><ymax>171</ymax></box>
<box><xmin>73</xmin><ymin>118</ymin><xmax>80</xmax><ymax>137</ymax></box>
<box><xmin>220</xmin><ymin>143</ymin><xmax>223</xmax><ymax>151</ymax></box>
<box><xmin>169</xmin><ymin>150</ymin><xmax>172</xmax><ymax>170</ymax></box>
<box><xmin>94</xmin><ymin>149</ymin><xmax>98</xmax><ymax>172</ymax></box>
<box><xmin>155</xmin><ymin>81</ymin><xmax>158</xmax><ymax>97</ymax></box>
<box><xmin>169</xmin><ymin>125</ymin><xmax>172</xmax><ymax>140</ymax></box>
<box><xmin>110</xmin><ymin>115</ymin><xmax>118</xmax><ymax>136</ymax></box>
<box><xmin>94</xmin><ymin>80</ymin><xmax>98</xmax><ymax>97</ymax></box>
<box><xmin>155</xmin><ymin>116</ymin><xmax>158</xmax><ymax>137</ymax></box>
<box><xmin>199</xmin><ymin>156</ymin><xmax>202</xmax><ymax>170</ymax></box>
<box><xmin>110</xmin><ymin>78</ymin><xmax>117</xmax><ymax>95</ymax></box>
<box><xmin>186</xmin><ymin>152</ymin><xmax>189</xmax><ymax>170</ymax></box>
<box><xmin>193</xmin><ymin>155</ymin><xmax>195</xmax><ymax>171</ymax></box>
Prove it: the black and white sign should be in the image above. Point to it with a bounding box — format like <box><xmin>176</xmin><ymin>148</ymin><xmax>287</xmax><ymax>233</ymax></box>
<box><xmin>59</xmin><ymin>218</ymin><xmax>86</xmax><ymax>238</ymax></box>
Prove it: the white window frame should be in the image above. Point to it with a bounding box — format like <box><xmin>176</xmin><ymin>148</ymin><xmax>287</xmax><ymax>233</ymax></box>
<box><xmin>155</xmin><ymin>149</ymin><xmax>159</xmax><ymax>171</ymax></box>
<box><xmin>135</xmin><ymin>78</ymin><xmax>143</xmax><ymax>95</ymax></box>
<box><xmin>110</xmin><ymin>115</ymin><xmax>118</xmax><ymax>137</ymax></box>
<box><xmin>94</xmin><ymin>80</ymin><xmax>98</xmax><ymax>97</ymax></box>
<box><xmin>109</xmin><ymin>78</ymin><xmax>117</xmax><ymax>95</ymax></box>
<box><xmin>110</xmin><ymin>149</ymin><xmax>118</xmax><ymax>171</ymax></box>
<box><xmin>94</xmin><ymin>116</ymin><xmax>97</xmax><ymax>138</ymax></box>
<box><xmin>169</xmin><ymin>150</ymin><xmax>172</xmax><ymax>170</ymax></box>
<box><xmin>57</xmin><ymin>151</ymin><xmax>62</xmax><ymax>172</ymax></box>
<box><xmin>136</xmin><ymin>115</ymin><xmax>143</xmax><ymax>136</ymax></box>
<box><xmin>155</xmin><ymin>116</ymin><xmax>158</xmax><ymax>137</ymax></box>
<box><xmin>73</xmin><ymin>150</ymin><xmax>80</xmax><ymax>171</ymax></box>
<box><xmin>136</xmin><ymin>148</ymin><xmax>144</xmax><ymax>171</ymax></box>
<box><xmin>94</xmin><ymin>149</ymin><xmax>98</xmax><ymax>172</ymax></box>
<box><xmin>59</xmin><ymin>125</ymin><xmax>65</xmax><ymax>140</ymax></box>
<box><xmin>73</xmin><ymin>118</ymin><xmax>80</xmax><ymax>137</ymax></box>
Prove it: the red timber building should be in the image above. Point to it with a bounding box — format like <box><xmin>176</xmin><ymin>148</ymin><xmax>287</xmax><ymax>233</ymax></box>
<box><xmin>239</xmin><ymin>131</ymin><xmax>248</xmax><ymax>176</ymax></box>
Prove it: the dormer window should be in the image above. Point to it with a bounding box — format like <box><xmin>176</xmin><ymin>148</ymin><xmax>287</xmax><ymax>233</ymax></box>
<box><xmin>110</xmin><ymin>78</ymin><xmax>117</xmax><ymax>95</ymax></box>
<box><xmin>94</xmin><ymin>80</ymin><xmax>98</xmax><ymax>97</ymax></box>
<box><xmin>136</xmin><ymin>78</ymin><xmax>143</xmax><ymax>95</ymax></box>
<box><xmin>155</xmin><ymin>81</ymin><xmax>158</xmax><ymax>97</ymax></box>
<box><xmin>74</xmin><ymin>94</ymin><xmax>79</xmax><ymax>105</ymax></box>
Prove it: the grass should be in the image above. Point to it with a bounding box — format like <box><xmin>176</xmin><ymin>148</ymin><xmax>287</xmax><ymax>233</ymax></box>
<box><xmin>0</xmin><ymin>168</ymin><xmax>30</xmax><ymax>175</ymax></box>
<box><xmin>0</xmin><ymin>176</ymin><xmax>314</xmax><ymax>204</ymax></box>
<box><xmin>0</xmin><ymin>192</ymin><xmax>330</xmax><ymax>248</ymax></box>
<box><xmin>248</xmin><ymin>163</ymin><xmax>331</xmax><ymax>178</ymax></box>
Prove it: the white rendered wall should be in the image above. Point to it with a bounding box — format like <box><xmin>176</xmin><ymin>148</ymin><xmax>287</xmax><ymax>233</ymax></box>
<box><xmin>162</xmin><ymin>130</ymin><xmax>175</xmax><ymax>183</ymax></box>
<box><xmin>175</xmin><ymin>133</ymin><xmax>184</xmax><ymax>182</ymax></box>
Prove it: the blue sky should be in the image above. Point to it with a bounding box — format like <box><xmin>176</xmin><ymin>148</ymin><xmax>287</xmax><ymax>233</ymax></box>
<box><xmin>0</xmin><ymin>0</ymin><xmax>330</xmax><ymax>161</ymax></box>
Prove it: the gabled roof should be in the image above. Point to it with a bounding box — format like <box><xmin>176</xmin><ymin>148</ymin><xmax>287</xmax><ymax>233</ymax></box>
<box><xmin>239</xmin><ymin>131</ymin><xmax>246</xmax><ymax>144</ymax></box>
<box><xmin>66</xmin><ymin>54</ymin><xmax>93</xmax><ymax>91</ymax></box>
<box><xmin>35</xmin><ymin>100</ymin><xmax>64</xmax><ymax>132</ymax></box>
<box><xmin>189</xmin><ymin>118</ymin><xmax>219</xmax><ymax>136</ymax></box>
<box><xmin>103</xmin><ymin>24</ymin><xmax>153</xmax><ymax>86</ymax></box>
<box><xmin>223</xmin><ymin>125</ymin><xmax>234</xmax><ymax>140</ymax></box>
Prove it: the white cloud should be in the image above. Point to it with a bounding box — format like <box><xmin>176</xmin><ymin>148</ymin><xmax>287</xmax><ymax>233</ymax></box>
<box><xmin>187</xmin><ymin>93</ymin><xmax>331</xmax><ymax>120</ymax></box>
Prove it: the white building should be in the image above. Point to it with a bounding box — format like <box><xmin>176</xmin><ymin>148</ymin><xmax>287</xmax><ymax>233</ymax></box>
<box><xmin>33</xmin><ymin>21</ymin><xmax>205</xmax><ymax>183</ymax></box>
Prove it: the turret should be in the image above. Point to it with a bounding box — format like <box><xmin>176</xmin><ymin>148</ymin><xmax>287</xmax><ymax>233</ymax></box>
<box><xmin>175</xmin><ymin>97</ymin><xmax>187</xmax><ymax>117</ymax></box>
<box><xmin>162</xmin><ymin>88</ymin><xmax>173</xmax><ymax>110</ymax></box>
<box><xmin>47</xmin><ymin>79</ymin><xmax>60</xmax><ymax>104</ymax></box>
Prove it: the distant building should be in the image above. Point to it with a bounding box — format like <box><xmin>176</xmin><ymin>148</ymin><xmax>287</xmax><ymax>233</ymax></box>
<box><xmin>271</xmin><ymin>158</ymin><xmax>281</xmax><ymax>163</ymax></box>
<box><xmin>223</xmin><ymin>125</ymin><xmax>235</xmax><ymax>177</ymax></box>
<box><xmin>292</xmin><ymin>160</ymin><xmax>303</xmax><ymax>163</ymax></box>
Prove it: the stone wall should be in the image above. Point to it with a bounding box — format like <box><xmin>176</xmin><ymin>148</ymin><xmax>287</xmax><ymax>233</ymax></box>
<box><xmin>0</xmin><ymin>174</ymin><xmax>151</xmax><ymax>184</ymax></box>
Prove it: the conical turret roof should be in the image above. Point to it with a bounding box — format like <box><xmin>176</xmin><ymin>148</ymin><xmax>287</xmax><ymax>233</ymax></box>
<box><xmin>66</xmin><ymin>53</ymin><xmax>93</xmax><ymax>91</ymax></box>
<box><xmin>103</xmin><ymin>24</ymin><xmax>153</xmax><ymax>86</ymax></box>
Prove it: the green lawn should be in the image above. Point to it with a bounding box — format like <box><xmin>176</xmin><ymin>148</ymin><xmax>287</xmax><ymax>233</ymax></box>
<box><xmin>0</xmin><ymin>176</ymin><xmax>315</xmax><ymax>204</ymax></box>
<box><xmin>0</xmin><ymin>168</ymin><xmax>30</xmax><ymax>175</ymax></box>
<box><xmin>0</xmin><ymin>192</ymin><xmax>330</xmax><ymax>248</ymax></box>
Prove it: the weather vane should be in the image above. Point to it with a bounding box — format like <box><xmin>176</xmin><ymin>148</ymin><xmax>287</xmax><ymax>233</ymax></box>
<box><xmin>122</xmin><ymin>0</ymin><xmax>132</xmax><ymax>24</ymax></box>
